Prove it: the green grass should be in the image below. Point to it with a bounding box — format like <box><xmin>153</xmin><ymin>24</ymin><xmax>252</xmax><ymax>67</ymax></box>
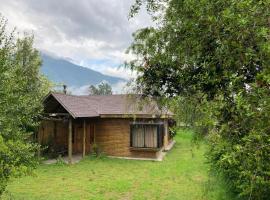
<box><xmin>3</xmin><ymin>130</ymin><xmax>235</xmax><ymax>200</ymax></box>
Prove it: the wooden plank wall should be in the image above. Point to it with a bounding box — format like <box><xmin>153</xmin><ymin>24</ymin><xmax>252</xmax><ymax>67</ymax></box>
<box><xmin>39</xmin><ymin>119</ymin><xmax>96</xmax><ymax>155</ymax></box>
<box><xmin>38</xmin><ymin>120</ymin><xmax>68</xmax><ymax>147</ymax></box>
<box><xmin>38</xmin><ymin>118</ymin><xmax>170</xmax><ymax>159</ymax></box>
<box><xmin>95</xmin><ymin>118</ymin><xmax>161</xmax><ymax>159</ymax></box>
<box><xmin>72</xmin><ymin>120</ymin><xmax>94</xmax><ymax>154</ymax></box>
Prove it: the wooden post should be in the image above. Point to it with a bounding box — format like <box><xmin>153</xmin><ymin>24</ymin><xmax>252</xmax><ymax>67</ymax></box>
<box><xmin>37</xmin><ymin>127</ymin><xmax>41</xmax><ymax>159</ymax></box>
<box><xmin>53</xmin><ymin>121</ymin><xmax>57</xmax><ymax>138</ymax></box>
<box><xmin>68</xmin><ymin>118</ymin><xmax>72</xmax><ymax>164</ymax></box>
<box><xmin>164</xmin><ymin>119</ymin><xmax>168</xmax><ymax>147</ymax></box>
<box><xmin>82</xmin><ymin>119</ymin><xmax>86</xmax><ymax>157</ymax></box>
<box><xmin>94</xmin><ymin>124</ymin><xmax>96</xmax><ymax>143</ymax></box>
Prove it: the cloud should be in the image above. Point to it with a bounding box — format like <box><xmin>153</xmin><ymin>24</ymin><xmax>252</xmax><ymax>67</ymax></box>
<box><xmin>0</xmin><ymin>0</ymin><xmax>152</xmax><ymax>78</ymax></box>
<box><xmin>68</xmin><ymin>85</ymin><xmax>90</xmax><ymax>95</ymax></box>
<box><xmin>111</xmin><ymin>81</ymin><xmax>130</xmax><ymax>94</ymax></box>
<box><xmin>102</xmin><ymin>67</ymin><xmax>137</xmax><ymax>80</ymax></box>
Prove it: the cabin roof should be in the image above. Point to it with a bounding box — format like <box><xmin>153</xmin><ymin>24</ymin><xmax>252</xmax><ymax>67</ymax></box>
<box><xmin>43</xmin><ymin>92</ymin><xmax>173</xmax><ymax>119</ymax></box>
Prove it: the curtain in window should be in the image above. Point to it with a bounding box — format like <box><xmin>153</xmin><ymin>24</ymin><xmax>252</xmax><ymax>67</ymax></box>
<box><xmin>145</xmin><ymin>125</ymin><xmax>158</xmax><ymax>148</ymax></box>
<box><xmin>132</xmin><ymin>125</ymin><xmax>144</xmax><ymax>147</ymax></box>
<box><xmin>131</xmin><ymin>125</ymin><xmax>158</xmax><ymax>148</ymax></box>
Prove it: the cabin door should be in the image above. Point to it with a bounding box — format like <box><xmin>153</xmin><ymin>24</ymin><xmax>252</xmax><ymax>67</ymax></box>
<box><xmin>86</xmin><ymin>124</ymin><xmax>95</xmax><ymax>154</ymax></box>
<box><xmin>72</xmin><ymin>124</ymin><xmax>83</xmax><ymax>154</ymax></box>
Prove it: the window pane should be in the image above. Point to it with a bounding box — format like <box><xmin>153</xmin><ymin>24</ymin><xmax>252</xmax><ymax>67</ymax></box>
<box><xmin>145</xmin><ymin>125</ymin><xmax>158</xmax><ymax>148</ymax></box>
<box><xmin>132</xmin><ymin>125</ymin><xmax>144</xmax><ymax>147</ymax></box>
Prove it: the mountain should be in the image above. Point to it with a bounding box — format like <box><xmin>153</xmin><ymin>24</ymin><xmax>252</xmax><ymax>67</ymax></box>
<box><xmin>40</xmin><ymin>54</ymin><xmax>125</xmax><ymax>87</ymax></box>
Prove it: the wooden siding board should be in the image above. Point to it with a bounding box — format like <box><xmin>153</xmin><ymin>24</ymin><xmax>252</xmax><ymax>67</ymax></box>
<box><xmin>39</xmin><ymin>118</ymin><xmax>165</xmax><ymax>159</ymax></box>
<box><xmin>95</xmin><ymin>118</ymin><xmax>159</xmax><ymax>158</ymax></box>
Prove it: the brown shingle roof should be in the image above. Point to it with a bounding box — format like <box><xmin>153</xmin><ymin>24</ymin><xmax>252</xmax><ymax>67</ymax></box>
<box><xmin>45</xmin><ymin>92</ymin><xmax>172</xmax><ymax>118</ymax></box>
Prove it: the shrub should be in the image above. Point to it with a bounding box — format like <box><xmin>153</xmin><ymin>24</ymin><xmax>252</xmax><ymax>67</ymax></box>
<box><xmin>0</xmin><ymin>16</ymin><xmax>51</xmax><ymax>196</ymax></box>
<box><xmin>92</xmin><ymin>143</ymin><xmax>101</xmax><ymax>157</ymax></box>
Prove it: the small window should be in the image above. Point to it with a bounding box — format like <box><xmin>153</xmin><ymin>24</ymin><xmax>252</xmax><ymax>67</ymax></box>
<box><xmin>130</xmin><ymin>124</ymin><xmax>164</xmax><ymax>148</ymax></box>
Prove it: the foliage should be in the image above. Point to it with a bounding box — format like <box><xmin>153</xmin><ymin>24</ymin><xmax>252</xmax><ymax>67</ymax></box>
<box><xmin>127</xmin><ymin>0</ymin><xmax>270</xmax><ymax>199</ymax></box>
<box><xmin>0</xmin><ymin>15</ymin><xmax>51</xmax><ymax>195</ymax></box>
<box><xmin>169</xmin><ymin>94</ymin><xmax>217</xmax><ymax>137</ymax></box>
<box><xmin>168</xmin><ymin>127</ymin><xmax>177</xmax><ymax>138</ymax></box>
<box><xmin>207</xmin><ymin>81</ymin><xmax>270</xmax><ymax>199</ymax></box>
<box><xmin>89</xmin><ymin>81</ymin><xmax>113</xmax><ymax>95</ymax></box>
<box><xmin>42</xmin><ymin>135</ymin><xmax>59</xmax><ymax>159</ymax></box>
<box><xmin>91</xmin><ymin>143</ymin><xmax>101</xmax><ymax>157</ymax></box>
<box><xmin>3</xmin><ymin>130</ymin><xmax>235</xmax><ymax>200</ymax></box>
<box><xmin>55</xmin><ymin>155</ymin><xmax>67</xmax><ymax>166</ymax></box>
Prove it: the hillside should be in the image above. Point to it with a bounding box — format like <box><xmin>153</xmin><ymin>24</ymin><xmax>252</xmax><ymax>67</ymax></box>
<box><xmin>40</xmin><ymin>54</ymin><xmax>125</xmax><ymax>87</ymax></box>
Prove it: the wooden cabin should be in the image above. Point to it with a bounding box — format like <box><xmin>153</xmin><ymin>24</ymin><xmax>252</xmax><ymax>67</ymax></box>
<box><xmin>39</xmin><ymin>92</ymin><xmax>174</xmax><ymax>163</ymax></box>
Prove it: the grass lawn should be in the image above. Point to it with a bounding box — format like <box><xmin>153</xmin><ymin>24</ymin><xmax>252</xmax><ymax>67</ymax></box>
<box><xmin>3</xmin><ymin>130</ymin><xmax>235</xmax><ymax>200</ymax></box>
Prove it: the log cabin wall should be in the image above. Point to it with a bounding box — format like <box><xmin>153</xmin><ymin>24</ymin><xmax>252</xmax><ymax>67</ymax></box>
<box><xmin>72</xmin><ymin>119</ymin><xmax>95</xmax><ymax>154</ymax></box>
<box><xmin>38</xmin><ymin>120</ymin><xmax>69</xmax><ymax>154</ymax></box>
<box><xmin>38</xmin><ymin>119</ymin><xmax>94</xmax><ymax>155</ymax></box>
<box><xmin>38</xmin><ymin>117</ymin><xmax>169</xmax><ymax>158</ymax></box>
<box><xmin>94</xmin><ymin>118</ymin><xmax>167</xmax><ymax>159</ymax></box>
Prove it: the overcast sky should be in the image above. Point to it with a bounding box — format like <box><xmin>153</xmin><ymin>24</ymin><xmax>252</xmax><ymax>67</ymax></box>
<box><xmin>0</xmin><ymin>0</ymin><xmax>151</xmax><ymax>80</ymax></box>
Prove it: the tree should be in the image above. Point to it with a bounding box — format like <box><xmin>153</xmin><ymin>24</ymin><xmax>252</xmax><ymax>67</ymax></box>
<box><xmin>128</xmin><ymin>1</ymin><xmax>270</xmax><ymax>199</ymax></box>
<box><xmin>0</xmin><ymin>15</ymin><xmax>51</xmax><ymax>195</ymax></box>
<box><xmin>89</xmin><ymin>85</ymin><xmax>99</xmax><ymax>95</ymax></box>
<box><xmin>89</xmin><ymin>82</ymin><xmax>113</xmax><ymax>95</ymax></box>
<box><xmin>169</xmin><ymin>94</ymin><xmax>217</xmax><ymax>137</ymax></box>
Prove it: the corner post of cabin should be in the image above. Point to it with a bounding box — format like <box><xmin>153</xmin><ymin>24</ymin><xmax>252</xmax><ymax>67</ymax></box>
<box><xmin>37</xmin><ymin>127</ymin><xmax>41</xmax><ymax>159</ymax></box>
<box><xmin>163</xmin><ymin>119</ymin><xmax>168</xmax><ymax>147</ymax></box>
<box><xmin>94</xmin><ymin>124</ymin><xmax>96</xmax><ymax>143</ymax></box>
<box><xmin>82</xmin><ymin>119</ymin><xmax>86</xmax><ymax>157</ymax></box>
<box><xmin>68</xmin><ymin>117</ymin><xmax>73</xmax><ymax>164</ymax></box>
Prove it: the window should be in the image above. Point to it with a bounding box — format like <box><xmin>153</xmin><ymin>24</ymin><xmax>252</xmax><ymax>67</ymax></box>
<box><xmin>130</xmin><ymin>124</ymin><xmax>164</xmax><ymax>148</ymax></box>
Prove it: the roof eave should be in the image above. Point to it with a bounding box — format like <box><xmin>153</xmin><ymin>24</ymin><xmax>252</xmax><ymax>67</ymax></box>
<box><xmin>44</xmin><ymin>92</ymin><xmax>77</xmax><ymax>119</ymax></box>
<box><xmin>99</xmin><ymin>114</ymin><xmax>172</xmax><ymax>119</ymax></box>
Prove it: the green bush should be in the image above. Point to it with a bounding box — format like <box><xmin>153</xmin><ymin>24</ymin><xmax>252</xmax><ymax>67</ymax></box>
<box><xmin>92</xmin><ymin>143</ymin><xmax>101</xmax><ymax>157</ymax></box>
<box><xmin>0</xmin><ymin>15</ymin><xmax>51</xmax><ymax>196</ymax></box>
<box><xmin>208</xmin><ymin>82</ymin><xmax>270</xmax><ymax>199</ymax></box>
<box><xmin>128</xmin><ymin>0</ymin><xmax>270</xmax><ymax>199</ymax></box>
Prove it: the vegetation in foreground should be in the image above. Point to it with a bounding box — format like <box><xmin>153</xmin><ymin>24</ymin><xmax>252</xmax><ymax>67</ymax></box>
<box><xmin>0</xmin><ymin>15</ymin><xmax>51</xmax><ymax>195</ymax></box>
<box><xmin>128</xmin><ymin>1</ymin><xmax>270</xmax><ymax>199</ymax></box>
<box><xmin>3</xmin><ymin>130</ymin><xmax>235</xmax><ymax>200</ymax></box>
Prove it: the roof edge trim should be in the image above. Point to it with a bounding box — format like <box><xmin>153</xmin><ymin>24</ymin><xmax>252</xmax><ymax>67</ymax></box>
<box><xmin>44</xmin><ymin>92</ymin><xmax>77</xmax><ymax>119</ymax></box>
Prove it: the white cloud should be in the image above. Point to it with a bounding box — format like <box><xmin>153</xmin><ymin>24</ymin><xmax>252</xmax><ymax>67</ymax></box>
<box><xmin>111</xmin><ymin>81</ymin><xmax>130</xmax><ymax>94</ymax></box>
<box><xmin>0</xmin><ymin>0</ymin><xmax>152</xmax><ymax>79</ymax></box>
<box><xmin>68</xmin><ymin>85</ymin><xmax>90</xmax><ymax>95</ymax></box>
<box><xmin>102</xmin><ymin>67</ymin><xmax>137</xmax><ymax>80</ymax></box>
